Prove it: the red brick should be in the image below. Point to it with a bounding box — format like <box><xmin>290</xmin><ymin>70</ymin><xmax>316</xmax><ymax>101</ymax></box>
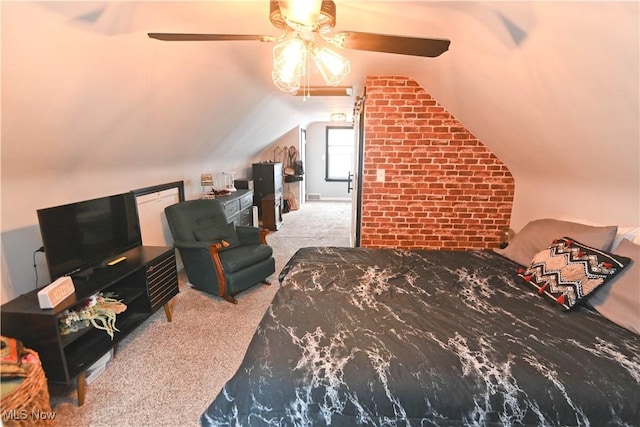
<box><xmin>361</xmin><ymin>76</ymin><xmax>515</xmax><ymax>250</ymax></box>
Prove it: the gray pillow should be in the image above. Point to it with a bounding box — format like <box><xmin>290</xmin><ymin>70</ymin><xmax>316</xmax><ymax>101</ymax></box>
<box><xmin>494</xmin><ymin>218</ymin><xmax>618</xmax><ymax>266</ymax></box>
<box><xmin>588</xmin><ymin>238</ymin><xmax>640</xmax><ymax>335</ymax></box>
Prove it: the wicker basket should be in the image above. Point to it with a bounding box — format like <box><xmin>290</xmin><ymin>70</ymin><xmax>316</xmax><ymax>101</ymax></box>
<box><xmin>1</xmin><ymin>349</ymin><xmax>54</xmax><ymax>426</ymax></box>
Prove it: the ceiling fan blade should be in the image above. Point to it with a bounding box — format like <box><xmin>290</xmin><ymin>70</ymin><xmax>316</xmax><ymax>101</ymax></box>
<box><xmin>148</xmin><ymin>33</ymin><xmax>271</xmax><ymax>42</ymax></box>
<box><xmin>334</xmin><ymin>31</ymin><xmax>450</xmax><ymax>58</ymax></box>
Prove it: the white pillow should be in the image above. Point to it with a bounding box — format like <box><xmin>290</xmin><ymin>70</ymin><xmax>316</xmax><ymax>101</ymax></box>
<box><xmin>616</xmin><ymin>226</ymin><xmax>640</xmax><ymax>246</ymax></box>
<box><xmin>558</xmin><ymin>215</ymin><xmax>640</xmax><ymax>248</ymax></box>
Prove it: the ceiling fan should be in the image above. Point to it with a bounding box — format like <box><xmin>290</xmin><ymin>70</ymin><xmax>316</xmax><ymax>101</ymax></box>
<box><xmin>148</xmin><ymin>1</ymin><xmax>450</xmax><ymax>93</ymax></box>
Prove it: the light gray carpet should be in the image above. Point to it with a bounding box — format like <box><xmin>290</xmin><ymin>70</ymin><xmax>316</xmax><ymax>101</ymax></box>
<box><xmin>49</xmin><ymin>201</ymin><xmax>352</xmax><ymax>426</ymax></box>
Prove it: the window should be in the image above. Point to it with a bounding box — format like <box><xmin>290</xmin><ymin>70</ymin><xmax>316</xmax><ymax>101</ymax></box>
<box><xmin>325</xmin><ymin>126</ymin><xmax>354</xmax><ymax>181</ymax></box>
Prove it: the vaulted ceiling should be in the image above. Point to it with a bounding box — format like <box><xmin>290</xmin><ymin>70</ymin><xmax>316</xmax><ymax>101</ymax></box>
<box><xmin>2</xmin><ymin>1</ymin><xmax>639</xmax><ymax>211</ymax></box>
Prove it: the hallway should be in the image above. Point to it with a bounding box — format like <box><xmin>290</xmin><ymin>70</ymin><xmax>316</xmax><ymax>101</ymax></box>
<box><xmin>267</xmin><ymin>200</ymin><xmax>353</xmax><ymax>275</ymax></box>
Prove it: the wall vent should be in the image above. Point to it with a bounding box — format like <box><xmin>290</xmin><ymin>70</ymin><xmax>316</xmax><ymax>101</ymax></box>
<box><xmin>307</xmin><ymin>193</ymin><xmax>321</xmax><ymax>200</ymax></box>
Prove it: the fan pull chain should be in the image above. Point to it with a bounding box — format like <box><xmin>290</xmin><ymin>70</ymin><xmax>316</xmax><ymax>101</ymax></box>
<box><xmin>303</xmin><ymin>50</ymin><xmax>311</xmax><ymax>101</ymax></box>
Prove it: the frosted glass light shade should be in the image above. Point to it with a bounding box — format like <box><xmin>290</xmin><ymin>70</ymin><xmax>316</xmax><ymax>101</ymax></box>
<box><xmin>312</xmin><ymin>46</ymin><xmax>351</xmax><ymax>86</ymax></box>
<box><xmin>272</xmin><ymin>37</ymin><xmax>307</xmax><ymax>92</ymax></box>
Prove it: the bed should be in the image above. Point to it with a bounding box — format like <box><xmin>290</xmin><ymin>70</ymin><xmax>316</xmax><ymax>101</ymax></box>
<box><xmin>201</xmin><ymin>219</ymin><xmax>640</xmax><ymax>426</ymax></box>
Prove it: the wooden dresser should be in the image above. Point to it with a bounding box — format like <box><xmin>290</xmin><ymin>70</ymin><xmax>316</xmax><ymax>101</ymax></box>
<box><xmin>214</xmin><ymin>189</ymin><xmax>254</xmax><ymax>226</ymax></box>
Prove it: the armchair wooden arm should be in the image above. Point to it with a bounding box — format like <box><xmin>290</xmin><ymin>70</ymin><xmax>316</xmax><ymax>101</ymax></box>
<box><xmin>208</xmin><ymin>240</ymin><xmax>237</xmax><ymax>304</ymax></box>
<box><xmin>207</xmin><ymin>232</ymin><xmax>271</xmax><ymax>304</ymax></box>
<box><xmin>259</xmin><ymin>228</ymin><xmax>269</xmax><ymax>245</ymax></box>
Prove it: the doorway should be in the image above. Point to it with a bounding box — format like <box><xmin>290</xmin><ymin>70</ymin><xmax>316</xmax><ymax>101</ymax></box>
<box><xmin>298</xmin><ymin>111</ymin><xmax>364</xmax><ymax>246</ymax></box>
<box><xmin>350</xmin><ymin>94</ymin><xmax>365</xmax><ymax>247</ymax></box>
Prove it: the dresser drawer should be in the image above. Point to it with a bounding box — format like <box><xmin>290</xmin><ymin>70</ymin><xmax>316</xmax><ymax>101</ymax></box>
<box><xmin>235</xmin><ymin>208</ymin><xmax>253</xmax><ymax>226</ymax></box>
<box><xmin>223</xmin><ymin>200</ymin><xmax>240</xmax><ymax>218</ymax></box>
<box><xmin>240</xmin><ymin>192</ymin><xmax>253</xmax><ymax>210</ymax></box>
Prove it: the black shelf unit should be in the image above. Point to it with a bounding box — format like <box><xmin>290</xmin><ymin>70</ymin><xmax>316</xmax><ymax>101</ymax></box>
<box><xmin>1</xmin><ymin>245</ymin><xmax>179</xmax><ymax>405</ymax></box>
<box><xmin>252</xmin><ymin>162</ymin><xmax>283</xmax><ymax>229</ymax></box>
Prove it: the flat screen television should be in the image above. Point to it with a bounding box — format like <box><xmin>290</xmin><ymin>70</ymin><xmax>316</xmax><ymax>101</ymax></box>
<box><xmin>37</xmin><ymin>192</ymin><xmax>142</xmax><ymax>281</ymax></box>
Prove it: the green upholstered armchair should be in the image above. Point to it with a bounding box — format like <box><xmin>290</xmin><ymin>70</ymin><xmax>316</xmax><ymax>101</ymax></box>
<box><xmin>164</xmin><ymin>199</ymin><xmax>275</xmax><ymax>304</ymax></box>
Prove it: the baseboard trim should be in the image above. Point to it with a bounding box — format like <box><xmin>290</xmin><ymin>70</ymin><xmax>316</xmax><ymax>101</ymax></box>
<box><xmin>305</xmin><ymin>197</ymin><xmax>351</xmax><ymax>202</ymax></box>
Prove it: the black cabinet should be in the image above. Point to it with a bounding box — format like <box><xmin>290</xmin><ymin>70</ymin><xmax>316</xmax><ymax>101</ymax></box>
<box><xmin>252</xmin><ymin>162</ymin><xmax>283</xmax><ymax>226</ymax></box>
<box><xmin>0</xmin><ymin>246</ymin><xmax>179</xmax><ymax>405</ymax></box>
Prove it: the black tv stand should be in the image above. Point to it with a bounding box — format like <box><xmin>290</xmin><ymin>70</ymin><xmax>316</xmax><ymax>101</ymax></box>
<box><xmin>72</xmin><ymin>267</ymin><xmax>95</xmax><ymax>281</ymax></box>
<box><xmin>1</xmin><ymin>246</ymin><xmax>179</xmax><ymax>406</ymax></box>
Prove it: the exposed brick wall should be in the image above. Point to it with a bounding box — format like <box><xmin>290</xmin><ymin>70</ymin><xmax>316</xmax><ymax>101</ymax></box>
<box><xmin>360</xmin><ymin>76</ymin><xmax>515</xmax><ymax>250</ymax></box>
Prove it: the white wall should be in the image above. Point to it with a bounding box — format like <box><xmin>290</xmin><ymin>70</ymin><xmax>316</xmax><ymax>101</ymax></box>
<box><xmin>510</xmin><ymin>171</ymin><xmax>640</xmax><ymax>232</ymax></box>
<box><xmin>0</xmin><ymin>167</ymin><xmax>196</xmax><ymax>303</ymax></box>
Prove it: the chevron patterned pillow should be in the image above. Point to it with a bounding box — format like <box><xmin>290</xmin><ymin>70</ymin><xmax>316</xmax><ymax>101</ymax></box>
<box><xmin>518</xmin><ymin>237</ymin><xmax>631</xmax><ymax>311</ymax></box>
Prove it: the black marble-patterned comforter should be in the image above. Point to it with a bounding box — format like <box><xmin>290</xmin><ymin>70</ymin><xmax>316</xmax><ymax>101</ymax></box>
<box><xmin>201</xmin><ymin>247</ymin><xmax>640</xmax><ymax>426</ymax></box>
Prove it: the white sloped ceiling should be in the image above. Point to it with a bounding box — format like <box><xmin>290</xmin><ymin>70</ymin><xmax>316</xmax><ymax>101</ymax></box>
<box><xmin>2</xmin><ymin>1</ymin><xmax>638</xmax><ymax>220</ymax></box>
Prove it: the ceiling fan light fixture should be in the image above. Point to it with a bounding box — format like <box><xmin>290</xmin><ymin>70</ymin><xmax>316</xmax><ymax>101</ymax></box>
<box><xmin>311</xmin><ymin>45</ymin><xmax>351</xmax><ymax>86</ymax></box>
<box><xmin>317</xmin><ymin>1</ymin><xmax>337</xmax><ymax>34</ymax></box>
<box><xmin>149</xmin><ymin>1</ymin><xmax>449</xmax><ymax>93</ymax></box>
<box><xmin>330</xmin><ymin>112</ymin><xmax>347</xmax><ymax>122</ymax></box>
<box><xmin>277</xmin><ymin>0</ymin><xmax>323</xmax><ymax>33</ymax></box>
<box><xmin>269</xmin><ymin>1</ymin><xmax>288</xmax><ymax>31</ymax></box>
<box><xmin>272</xmin><ymin>37</ymin><xmax>307</xmax><ymax>92</ymax></box>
